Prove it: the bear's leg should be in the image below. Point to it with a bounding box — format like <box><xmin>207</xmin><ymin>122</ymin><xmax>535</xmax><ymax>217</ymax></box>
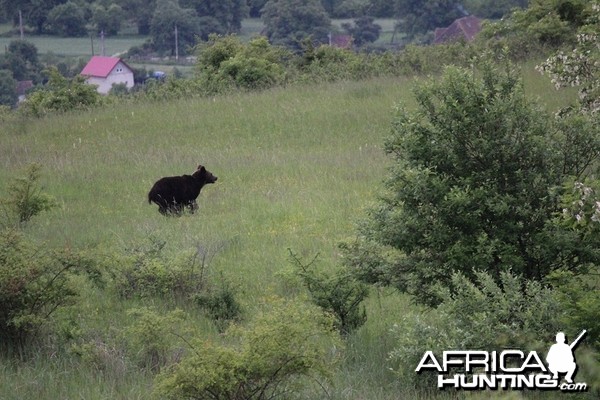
<box><xmin>171</xmin><ymin>203</ymin><xmax>184</xmax><ymax>216</ymax></box>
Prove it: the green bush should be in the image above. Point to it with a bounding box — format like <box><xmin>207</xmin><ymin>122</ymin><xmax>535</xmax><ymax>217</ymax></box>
<box><xmin>195</xmin><ymin>35</ymin><xmax>288</xmax><ymax>93</ymax></box>
<box><xmin>112</xmin><ymin>236</ymin><xmax>240</xmax><ymax>333</ymax></box>
<box><xmin>194</xmin><ymin>273</ymin><xmax>242</xmax><ymax>331</ymax></box>
<box><xmin>0</xmin><ymin>164</ymin><xmax>104</xmax><ymax>346</ymax></box>
<box><xmin>113</xmin><ymin>236</ymin><xmax>206</xmax><ymax>299</ymax></box>
<box><xmin>549</xmin><ymin>270</ymin><xmax>600</xmax><ymax>351</ymax></box>
<box><xmin>219</xmin><ymin>53</ymin><xmax>284</xmax><ymax>90</ymax></box>
<box><xmin>394</xmin><ymin>42</ymin><xmax>477</xmax><ymax>75</ymax></box>
<box><xmin>0</xmin><ymin>163</ymin><xmax>56</xmax><ymax>229</ymax></box>
<box><xmin>389</xmin><ymin>270</ymin><xmax>563</xmax><ymax>388</ymax></box>
<box><xmin>537</xmin><ymin>2</ymin><xmax>600</xmax><ymax>114</ymax></box>
<box><xmin>0</xmin><ymin>230</ymin><xmax>98</xmax><ymax>345</ymax></box>
<box><xmin>0</xmin><ymin>105</ymin><xmax>13</xmax><ymax>122</ymax></box>
<box><xmin>289</xmin><ymin>249</ymin><xmax>368</xmax><ymax>336</ymax></box>
<box><xmin>124</xmin><ymin>307</ymin><xmax>187</xmax><ymax>373</ymax></box>
<box><xmin>549</xmin><ymin>179</ymin><xmax>600</xmax><ymax>352</ymax></box>
<box><xmin>20</xmin><ymin>67</ymin><xmax>103</xmax><ymax>117</ymax></box>
<box><xmin>139</xmin><ymin>76</ymin><xmax>207</xmax><ymax>101</ymax></box>
<box><xmin>478</xmin><ymin>0</ymin><xmax>593</xmax><ymax>60</ymax></box>
<box><xmin>344</xmin><ymin>56</ymin><xmax>600</xmax><ymax>306</ymax></box>
<box><xmin>155</xmin><ymin>297</ymin><xmax>341</xmax><ymax>400</ymax></box>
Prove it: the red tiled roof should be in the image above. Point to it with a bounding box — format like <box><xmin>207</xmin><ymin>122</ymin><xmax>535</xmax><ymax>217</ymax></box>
<box><xmin>16</xmin><ymin>80</ymin><xmax>33</xmax><ymax>96</ymax></box>
<box><xmin>434</xmin><ymin>15</ymin><xmax>481</xmax><ymax>44</ymax></box>
<box><xmin>81</xmin><ymin>56</ymin><xmax>130</xmax><ymax>78</ymax></box>
<box><xmin>330</xmin><ymin>34</ymin><xmax>353</xmax><ymax>49</ymax></box>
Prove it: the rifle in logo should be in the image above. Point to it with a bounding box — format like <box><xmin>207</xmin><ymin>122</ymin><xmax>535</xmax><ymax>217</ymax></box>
<box><xmin>571</xmin><ymin>330</ymin><xmax>587</xmax><ymax>349</ymax></box>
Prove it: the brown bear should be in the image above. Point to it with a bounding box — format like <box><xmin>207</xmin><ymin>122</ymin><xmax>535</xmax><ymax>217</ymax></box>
<box><xmin>148</xmin><ymin>165</ymin><xmax>218</xmax><ymax>215</ymax></box>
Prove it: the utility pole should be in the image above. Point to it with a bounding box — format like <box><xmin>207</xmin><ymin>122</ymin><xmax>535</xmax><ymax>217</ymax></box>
<box><xmin>100</xmin><ymin>30</ymin><xmax>105</xmax><ymax>56</ymax></box>
<box><xmin>18</xmin><ymin>10</ymin><xmax>24</xmax><ymax>39</ymax></box>
<box><xmin>174</xmin><ymin>24</ymin><xmax>179</xmax><ymax>61</ymax></box>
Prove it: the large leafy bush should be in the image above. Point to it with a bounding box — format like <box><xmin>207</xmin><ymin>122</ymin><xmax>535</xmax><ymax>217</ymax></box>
<box><xmin>155</xmin><ymin>297</ymin><xmax>340</xmax><ymax>399</ymax></box>
<box><xmin>195</xmin><ymin>35</ymin><xmax>287</xmax><ymax>92</ymax></box>
<box><xmin>344</xmin><ymin>56</ymin><xmax>600</xmax><ymax>306</ymax></box>
<box><xmin>289</xmin><ymin>250</ymin><xmax>368</xmax><ymax>336</ymax></box>
<box><xmin>21</xmin><ymin>67</ymin><xmax>103</xmax><ymax>117</ymax></box>
<box><xmin>388</xmin><ymin>270</ymin><xmax>564</xmax><ymax>388</ymax></box>
<box><xmin>0</xmin><ymin>229</ymin><xmax>99</xmax><ymax>345</ymax></box>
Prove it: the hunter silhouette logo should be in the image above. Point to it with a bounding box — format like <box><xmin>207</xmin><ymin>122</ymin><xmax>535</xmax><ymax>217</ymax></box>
<box><xmin>415</xmin><ymin>329</ymin><xmax>588</xmax><ymax>391</ymax></box>
<box><xmin>546</xmin><ymin>330</ymin><xmax>586</xmax><ymax>384</ymax></box>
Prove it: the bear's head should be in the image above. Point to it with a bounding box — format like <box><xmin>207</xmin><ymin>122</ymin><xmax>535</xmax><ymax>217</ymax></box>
<box><xmin>193</xmin><ymin>165</ymin><xmax>218</xmax><ymax>184</ymax></box>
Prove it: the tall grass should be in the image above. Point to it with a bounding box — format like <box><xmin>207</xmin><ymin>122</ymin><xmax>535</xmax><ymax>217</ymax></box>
<box><xmin>1</xmin><ymin>78</ymin><xmax>409</xmax><ymax>286</ymax></box>
<box><xmin>0</xmin><ymin>67</ymin><xmax>577</xmax><ymax>399</ymax></box>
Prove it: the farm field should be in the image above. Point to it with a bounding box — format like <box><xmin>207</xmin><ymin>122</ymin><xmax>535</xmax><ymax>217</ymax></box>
<box><xmin>0</xmin><ymin>18</ymin><xmax>399</xmax><ymax>59</ymax></box>
<box><xmin>0</xmin><ymin>18</ymin><xmax>399</xmax><ymax>80</ymax></box>
<box><xmin>0</xmin><ymin>66</ymin><xmax>579</xmax><ymax>399</ymax></box>
<box><xmin>0</xmin><ymin>34</ymin><xmax>147</xmax><ymax>57</ymax></box>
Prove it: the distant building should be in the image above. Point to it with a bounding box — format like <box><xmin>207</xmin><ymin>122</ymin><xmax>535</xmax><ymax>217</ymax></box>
<box><xmin>434</xmin><ymin>15</ymin><xmax>482</xmax><ymax>44</ymax></box>
<box><xmin>80</xmin><ymin>56</ymin><xmax>134</xmax><ymax>94</ymax></box>
<box><xmin>329</xmin><ymin>33</ymin><xmax>353</xmax><ymax>49</ymax></box>
<box><xmin>16</xmin><ymin>80</ymin><xmax>33</xmax><ymax>103</ymax></box>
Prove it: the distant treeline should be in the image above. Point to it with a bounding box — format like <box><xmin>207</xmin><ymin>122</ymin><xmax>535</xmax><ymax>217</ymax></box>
<box><xmin>0</xmin><ymin>0</ymin><xmax>592</xmax><ymax>112</ymax></box>
<box><xmin>0</xmin><ymin>1</ymin><xmax>527</xmax><ymax>46</ymax></box>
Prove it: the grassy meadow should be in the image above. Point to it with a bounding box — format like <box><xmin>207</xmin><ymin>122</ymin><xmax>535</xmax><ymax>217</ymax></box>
<box><xmin>0</xmin><ymin>66</ymin><xmax>576</xmax><ymax>399</ymax></box>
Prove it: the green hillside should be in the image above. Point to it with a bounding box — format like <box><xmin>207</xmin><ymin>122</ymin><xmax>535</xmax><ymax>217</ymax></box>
<box><xmin>0</xmin><ymin>68</ymin><xmax>586</xmax><ymax>399</ymax></box>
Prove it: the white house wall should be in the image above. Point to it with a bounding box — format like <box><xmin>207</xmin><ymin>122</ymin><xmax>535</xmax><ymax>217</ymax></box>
<box><xmin>86</xmin><ymin>61</ymin><xmax>134</xmax><ymax>94</ymax></box>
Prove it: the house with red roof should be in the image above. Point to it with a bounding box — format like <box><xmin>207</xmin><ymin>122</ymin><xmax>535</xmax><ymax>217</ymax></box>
<box><xmin>16</xmin><ymin>80</ymin><xmax>33</xmax><ymax>103</ymax></box>
<box><xmin>434</xmin><ymin>15</ymin><xmax>482</xmax><ymax>45</ymax></box>
<box><xmin>80</xmin><ymin>56</ymin><xmax>134</xmax><ymax>94</ymax></box>
<box><xmin>329</xmin><ymin>33</ymin><xmax>353</xmax><ymax>49</ymax></box>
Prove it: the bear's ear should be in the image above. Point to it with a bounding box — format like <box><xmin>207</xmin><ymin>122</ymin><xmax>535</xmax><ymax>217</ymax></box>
<box><xmin>197</xmin><ymin>165</ymin><xmax>205</xmax><ymax>172</ymax></box>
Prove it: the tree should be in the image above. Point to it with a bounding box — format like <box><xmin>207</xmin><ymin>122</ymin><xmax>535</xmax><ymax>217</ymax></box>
<box><xmin>0</xmin><ymin>40</ymin><xmax>42</xmax><ymax>83</ymax></box>
<box><xmin>480</xmin><ymin>0</ymin><xmax>590</xmax><ymax>58</ymax></box>
<box><xmin>334</xmin><ymin>0</ymin><xmax>372</xmax><ymax>18</ymax></box>
<box><xmin>46</xmin><ymin>1</ymin><xmax>88</xmax><ymax>37</ymax></box>
<box><xmin>368</xmin><ymin>0</ymin><xmax>397</xmax><ymax>18</ymax></box>
<box><xmin>342</xmin><ymin>16</ymin><xmax>381</xmax><ymax>47</ymax></box>
<box><xmin>150</xmin><ymin>0</ymin><xmax>201</xmax><ymax>56</ymax></box>
<box><xmin>463</xmin><ymin>0</ymin><xmax>528</xmax><ymax>19</ymax></box>
<box><xmin>0</xmin><ymin>0</ymin><xmax>64</xmax><ymax>34</ymax></box>
<box><xmin>536</xmin><ymin>2</ymin><xmax>600</xmax><ymax>352</ymax></box>
<box><xmin>248</xmin><ymin>0</ymin><xmax>268</xmax><ymax>17</ymax></box>
<box><xmin>0</xmin><ymin>70</ymin><xmax>17</xmax><ymax>107</ymax></box>
<box><xmin>537</xmin><ymin>1</ymin><xmax>600</xmax><ymax>114</ymax></box>
<box><xmin>92</xmin><ymin>3</ymin><xmax>126</xmax><ymax>35</ymax></box>
<box><xmin>181</xmin><ymin>0</ymin><xmax>248</xmax><ymax>33</ymax></box>
<box><xmin>195</xmin><ymin>35</ymin><xmax>287</xmax><ymax>92</ymax></box>
<box><xmin>261</xmin><ymin>0</ymin><xmax>332</xmax><ymax>50</ymax></box>
<box><xmin>394</xmin><ymin>0</ymin><xmax>463</xmax><ymax>39</ymax></box>
<box><xmin>343</xmin><ymin>57</ymin><xmax>600</xmax><ymax>306</ymax></box>
<box><xmin>118</xmin><ymin>0</ymin><xmax>157</xmax><ymax>34</ymax></box>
